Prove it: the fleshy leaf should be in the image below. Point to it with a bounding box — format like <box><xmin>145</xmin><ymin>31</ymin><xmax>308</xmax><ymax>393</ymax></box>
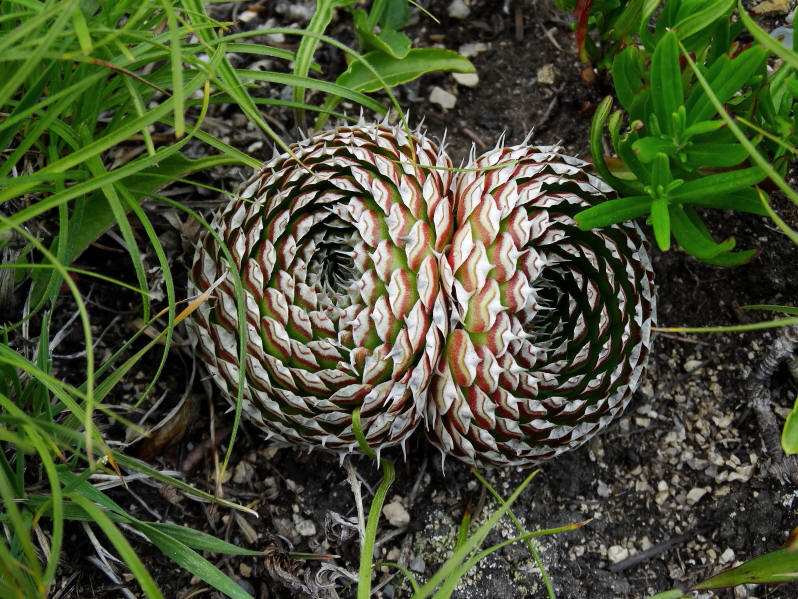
<box><xmin>336</xmin><ymin>48</ymin><xmax>474</xmax><ymax>93</ymax></box>
<box><xmin>782</xmin><ymin>395</ymin><xmax>798</xmax><ymax>454</ymax></box>
<box><xmin>693</xmin><ymin>545</ymin><xmax>798</xmax><ymax>588</ymax></box>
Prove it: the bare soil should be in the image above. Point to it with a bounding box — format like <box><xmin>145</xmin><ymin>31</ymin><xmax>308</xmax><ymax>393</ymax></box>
<box><xmin>46</xmin><ymin>1</ymin><xmax>798</xmax><ymax>598</ymax></box>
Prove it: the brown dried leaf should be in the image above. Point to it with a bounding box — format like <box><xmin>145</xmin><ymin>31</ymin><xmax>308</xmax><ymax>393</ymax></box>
<box><xmin>136</xmin><ymin>393</ymin><xmax>198</xmax><ymax>460</ymax></box>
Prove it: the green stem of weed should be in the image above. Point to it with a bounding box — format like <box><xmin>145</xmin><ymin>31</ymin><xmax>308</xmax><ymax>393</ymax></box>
<box><xmin>352</xmin><ymin>408</ymin><xmax>395</xmax><ymax>599</ymax></box>
<box><xmin>470</xmin><ymin>468</ymin><xmax>556</xmax><ymax>599</ymax></box>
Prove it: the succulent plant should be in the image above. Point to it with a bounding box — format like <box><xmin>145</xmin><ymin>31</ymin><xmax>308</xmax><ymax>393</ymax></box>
<box><xmin>426</xmin><ymin>141</ymin><xmax>656</xmax><ymax>468</ymax></box>
<box><xmin>188</xmin><ymin>125</ymin><xmax>656</xmax><ymax>468</ymax></box>
<box><xmin>187</xmin><ymin>123</ymin><xmax>453</xmax><ymax>453</ymax></box>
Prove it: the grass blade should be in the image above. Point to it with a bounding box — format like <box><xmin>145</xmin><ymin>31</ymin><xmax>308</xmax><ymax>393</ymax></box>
<box><xmin>67</xmin><ymin>494</ymin><xmax>164</xmax><ymax>599</ymax></box>
<box><xmin>412</xmin><ymin>470</ymin><xmax>538</xmax><ymax>597</ymax></box>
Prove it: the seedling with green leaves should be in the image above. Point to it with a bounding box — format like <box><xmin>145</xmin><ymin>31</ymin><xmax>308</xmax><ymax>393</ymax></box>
<box><xmin>291</xmin><ymin>0</ymin><xmax>475</xmax><ymax>131</ymax></box>
<box><xmin>571</xmin><ymin>0</ymin><xmax>796</xmax><ymax>265</ymax></box>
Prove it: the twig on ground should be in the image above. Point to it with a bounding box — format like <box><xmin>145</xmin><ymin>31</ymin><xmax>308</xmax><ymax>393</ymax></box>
<box><xmin>513</xmin><ymin>1</ymin><xmax>524</xmax><ymax>42</ymax></box>
<box><xmin>461</xmin><ymin>127</ymin><xmax>487</xmax><ymax>152</ymax></box>
<box><xmin>345</xmin><ymin>456</ymin><xmax>367</xmax><ymax>544</ymax></box>
<box><xmin>745</xmin><ymin>324</ymin><xmax>798</xmax><ymax>484</ymax></box>
<box><xmin>543</xmin><ymin>26</ymin><xmax>563</xmax><ymax>51</ymax></box>
<box><xmin>537</xmin><ymin>84</ymin><xmax>566</xmax><ymax>129</ymax></box>
<box><xmin>655</xmin><ymin>331</ymin><xmax>712</xmax><ymax>346</ymax></box>
<box><xmin>608</xmin><ymin>535</ymin><xmax>686</xmax><ymax>572</ymax></box>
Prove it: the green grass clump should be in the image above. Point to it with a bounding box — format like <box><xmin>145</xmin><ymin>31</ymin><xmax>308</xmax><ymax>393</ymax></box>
<box><xmin>0</xmin><ymin>0</ymin><xmax>478</xmax><ymax>596</ymax></box>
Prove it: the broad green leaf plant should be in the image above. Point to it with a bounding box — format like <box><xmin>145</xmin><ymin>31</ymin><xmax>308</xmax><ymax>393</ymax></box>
<box><xmin>292</xmin><ymin>0</ymin><xmax>475</xmax><ymax>130</ymax></box>
<box><xmin>566</xmin><ymin>0</ymin><xmax>797</xmax><ymax>265</ymax></box>
<box><xmin>557</xmin><ymin>2</ymin><xmax>798</xmax><ymax>596</ymax></box>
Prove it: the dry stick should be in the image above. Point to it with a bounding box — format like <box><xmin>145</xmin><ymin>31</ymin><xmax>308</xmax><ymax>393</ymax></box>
<box><xmin>513</xmin><ymin>1</ymin><xmax>524</xmax><ymax>42</ymax></box>
<box><xmin>345</xmin><ymin>457</ymin><xmax>367</xmax><ymax>545</ymax></box>
<box><xmin>655</xmin><ymin>331</ymin><xmax>712</xmax><ymax>346</ymax></box>
<box><xmin>49</xmin><ymin>569</ymin><xmax>81</xmax><ymax>599</ymax></box>
<box><xmin>543</xmin><ymin>26</ymin><xmax>563</xmax><ymax>51</ymax></box>
<box><xmin>608</xmin><ymin>535</ymin><xmax>686</xmax><ymax>573</ymax></box>
<box><xmin>537</xmin><ymin>84</ymin><xmax>566</xmax><ymax>129</ymax></box>
<box><xmin>461</xmin><ymin>127</ymin><xmax>487</xmax><ymax>152</ymax></box>
<box><xmin>744</xmin><ymin>324</ymin><xmax>798</xmax><ymax>484</ymax></box>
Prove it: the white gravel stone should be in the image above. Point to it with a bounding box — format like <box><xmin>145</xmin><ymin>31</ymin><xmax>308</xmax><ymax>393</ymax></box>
<box><xmin>607</xmin><ymin>545</ymin><xmax>629</xmax><ymax>564</ymax></box>
<box><xmin>452</xmin><ymin>72</ymin><xmax>479</xmax><ymax>87</ymax></box>
<box><xmin>448</xmin><ymin>0</ymin><xmax>471</xmax><ymax>19</ymax></box>
<box><xmin>232</xmin><ymin>460</ymin><xmax>254</xmax><ymax>484</ymax></box>
<box><xmin>429</xmin><ymin>86</ymin><xmax>457</xmax><ymax>110</ymax></box>
<box><xmin>686</xmin><ymin>487</ymin><xmax>709</xmax><ymax>505</ymax></box>
<box><xmin>259</xmin><ymin>445</ymin><xmax>280</xmax><ymax>459</ymax></box>
<box><xmin>728</xmin><ymin>465</ymin><xmax>755</xmax><ymax>482</ymax></box>
<box><xmin>596</xmin><ymin>480</ymin><xmax>611</xmax><ymax>498</ymax></box>
<box><xmin>536</xmin><ymin>64</ymin><xmax>556</xmax><ymax>85</ymax></box>
<box><xmin>458</xmin><ymin>42</ymin><xmax>489</xmax><ymax>58</ymax></box>
<box><xmin>720</xmin><ymin>547</ymin><xmax>736</xmax><ymax>564</ymax></box>
<box><xmin>383</xmin><ymin>498</ymin><xmax>410</xmax><ymax>527</ymax></box>
<box><xmin>684</xmin><ymin>359</ymin><xmax>703</xmax><ymax>372</ymax></box>
<box><xmin>238</xmin><ymin>10</ymin><xmax>258</xmax><ymax>23</ymax></box>
<box><xmin>293</xmin><ymin>515</ymin><xmax>316</xmax><ymax>537</ymax></box>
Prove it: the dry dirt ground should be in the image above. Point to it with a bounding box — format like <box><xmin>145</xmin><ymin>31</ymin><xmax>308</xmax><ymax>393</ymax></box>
<box><xmin>46</xmin><ymin>1</ymin><xmax>798</xmax><ymax>598</ymax></box>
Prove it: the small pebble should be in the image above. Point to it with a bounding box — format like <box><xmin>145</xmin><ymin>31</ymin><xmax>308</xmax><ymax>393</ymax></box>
<box><xmin>536</xmin><ymin>64</ymin><xmax>556</xmax><ymax>85</ymax></box>
<box><xmin>684</xmin><ymin>359</ymin><xmax>703</xmax><ymax>373</ymax></box>
<box><xmin>686</xmin><ymin>487</ymin><xmax>709</xmax><ymax>505</ymax></box>
<box><xmin>458</xmin><ymin>42</ymin><xmax>489</xmax><ymax>58</ymax></box>
<box><xmin>293</xmin><ymin>515</ymin><xmax>316</xmax><ymax>537</ymax></box>
<box><xmin>383</xmin><ymin>498</ymin><xmax>410</xmax><ymax>528</ymax></box>
<box><xmin>448</xmin><ymin>0</ymin><xmax>471</xmax><ymax>19</ymax></box>
<box><xmin>238</xmin><ymin>10</ymin><xmax>258</xmax><ymax>23</ymax></box>
<box><xmin>452</xmin><ymin>72</ymin><xmax>479</xmax><ymax>87</ymax></box>
<box><xmin>596</xmin><ymin>480</ymin><xmax>611</xmax><ymax>498</ymax></box>
<box><xmin>751</xmin><ymin>0</ymin><xmax>791</xmax><ymax>15</ymax></box>
<box><xmin>232</xmin><ymin>461</ymin><xmax>254</xmax><ymax>484</ymax></box>
<box><xmin>260</xmin><ymin>446</ymin><xmax>279</xmax><ymax>459</ymax></box>
<box><xmin>275</xmin><ymin>0</ymin><xmax>315</xmax><ymax>23</ymax></box>
<box><xmin>720</xmin><ymin>547</ymin><xmax>736</xmax><ymax>564</ymax></box>
<box><xmin>429</xmin><ymin>86</ymin><xmax>457</xmax><ymax>110</ymax></box>
<box><xmin>607</xmin><ymin>545</ymin><xmax>629</xmax><ymax>564</ymax></box>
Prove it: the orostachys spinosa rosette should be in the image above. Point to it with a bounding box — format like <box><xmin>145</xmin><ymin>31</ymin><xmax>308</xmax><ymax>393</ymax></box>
<box><xmin>426</xmin><ymin>140</ymin><xmax>656</xmax><ymax>468</ymax></box>
<box><xmin>187</xmin><ymin>123</ymin><xmax>454</xmax><ymax>454</ymax></box>
<box><xmin>188</xmin><ymin>124</ymin><xmax>656</xmax><ymax>466</ymax></box>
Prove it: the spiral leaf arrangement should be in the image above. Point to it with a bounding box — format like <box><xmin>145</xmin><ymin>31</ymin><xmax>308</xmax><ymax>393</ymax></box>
<box><xmin>188</xmin><ymin>124</ymin><xmax>656</xmax><ymax>467</ymax></box>
<box><xmin>429</xmin><ymin>142</ymin><xmax>656</xmax><ymax>467</ymax></box>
